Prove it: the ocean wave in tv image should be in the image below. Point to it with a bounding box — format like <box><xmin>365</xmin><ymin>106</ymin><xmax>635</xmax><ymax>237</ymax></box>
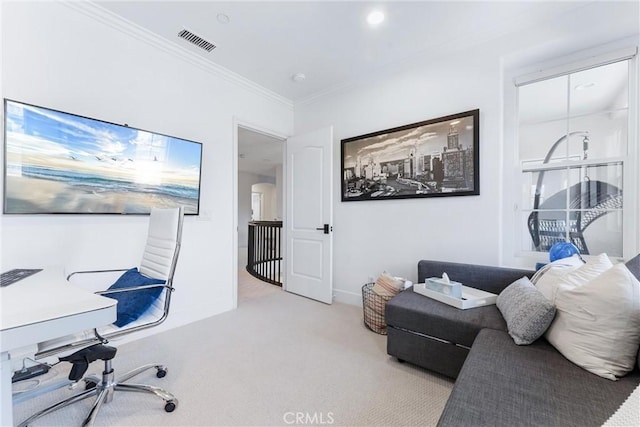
<box><xmin>6</xmin><ymin>165</ymin><xmax>199</xmax><ymax>214</ymax></box>
<box><xmin>22</xmin><ymin>166</ymin><xmax>128</xmax><ymax>190</ymax></box>
<box><xmin>22</xmin><ymin>166</ymin><xmax>199</xmax><ymax>200</ymax></box>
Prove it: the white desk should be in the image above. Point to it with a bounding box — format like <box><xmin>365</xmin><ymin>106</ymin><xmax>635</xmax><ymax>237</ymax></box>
<box><xmin>0</xmin><ymin>267</ymin><xmax>116</xmax><ymax>427</ymax></box>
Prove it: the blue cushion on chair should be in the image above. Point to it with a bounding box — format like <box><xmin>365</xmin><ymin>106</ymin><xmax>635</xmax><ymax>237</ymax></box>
<box><xmin>107</xmin><ymin>267</ymin><xmax>166</xmax><ymax>327</ymax></box>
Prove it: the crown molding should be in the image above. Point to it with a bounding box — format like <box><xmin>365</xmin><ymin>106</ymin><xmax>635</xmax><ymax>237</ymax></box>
<box><xmin>60</xmin><ymin>1</ymin><xmax>293</xmax><ymax>111</ymax></box>
<box><xmin>295</xmin><ymin>80</ymin><xmax>355</xmax><ymax>108</ymax></box>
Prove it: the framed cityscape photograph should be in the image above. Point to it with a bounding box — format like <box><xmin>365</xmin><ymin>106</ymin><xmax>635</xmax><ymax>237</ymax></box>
<box><xmin>341</xmin><ymin>109</ymin><xmax>479</xmax><ymax>202</ymax></box>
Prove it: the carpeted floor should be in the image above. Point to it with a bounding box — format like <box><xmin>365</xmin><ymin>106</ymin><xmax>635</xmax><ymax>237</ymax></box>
<box><xmin>238</xmin><ymin>269</ymin><xmax>282</xmax><ymax>302</ymax></box>
<box><xmin>13</xmin><ymin>275</ymin><xmax>453</xmax><ymax>426</ymax></box>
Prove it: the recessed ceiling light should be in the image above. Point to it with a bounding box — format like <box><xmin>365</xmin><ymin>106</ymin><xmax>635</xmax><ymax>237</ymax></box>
<box><xmin>217</xmin><ymin>13</ymin><xmax>230</xmax><ymax>24</ymax></box>
<box><xmin>367</xmin><ymin>10</ymin><xmax>385</xmax><ymax>26</ymax></box>
<box><xmin>292</xmin><ymin>73</ymin><xmax>306</xmax><ymax>82</ymax></box>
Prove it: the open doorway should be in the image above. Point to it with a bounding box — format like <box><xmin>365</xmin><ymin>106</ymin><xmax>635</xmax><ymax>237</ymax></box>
<box><xmin>237</xmin><ymin>126</ymin><xmax>285</xmax><ymax>303</ymax></box>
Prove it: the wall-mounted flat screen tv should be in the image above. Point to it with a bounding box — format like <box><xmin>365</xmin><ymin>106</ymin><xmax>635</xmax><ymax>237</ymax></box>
<box><xmin>3</xmin><ymin>99</ymin><xmax>202</xmax><ymax>215</ymax></box>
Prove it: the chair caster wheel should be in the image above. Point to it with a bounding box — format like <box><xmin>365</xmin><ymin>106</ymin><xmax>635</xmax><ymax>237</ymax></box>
<box><xmin>85</xmin><ymin>379</ymin><xmax>98</xmax><ymax>390</ymax></box>
<box><xmin>165</xmin><ymin>401</ymin><xmax>176</xmax><ymax>412</ymax></box>
<box><xmin>156</xmin><ymin>368</ymin><xmax>167</xmax><ymax>378</ymax></box>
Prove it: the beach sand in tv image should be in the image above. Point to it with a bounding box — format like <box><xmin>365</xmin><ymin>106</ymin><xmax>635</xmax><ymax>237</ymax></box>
<box><xmin>4</xmin><ymin>175</ymin><xmax>198</xmax><ymax>214</ymax></box>
<box><xmin>4</xmin><ymin>100</ymin><xmax>202</xmax><ymax>214</ymax></box>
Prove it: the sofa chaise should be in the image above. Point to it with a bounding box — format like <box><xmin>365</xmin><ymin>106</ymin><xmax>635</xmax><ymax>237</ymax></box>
<box><xmin>385</xmin><ymin>256</ymin><xmax>640</xmax><ymax>426</ymax></box>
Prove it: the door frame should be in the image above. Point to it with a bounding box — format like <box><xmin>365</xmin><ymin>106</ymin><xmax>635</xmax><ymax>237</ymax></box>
<box><xmin>232</xmin><ymin>117</ymin><xmax>288</xmax><ymax>309</ymax></box>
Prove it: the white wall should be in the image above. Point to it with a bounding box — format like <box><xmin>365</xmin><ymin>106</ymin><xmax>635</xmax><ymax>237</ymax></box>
<box><xmin>294</xmin><ymin>2</ymin><xmax>640</xmax><ymax>305</ymax></box>
<box><xmin>2</xmin><ymin>1</ymin><xmax>637</xmax><ymax>322</ymax></box>
<box><xmin>237</xmin><ymin>172</ymin><xmax>276</xmax><ymax>268</ymax></box>
<box><xmin>252</xmin><ymin>182</ymin><xmax>277</xmax><ymax>220</ymax></box>
<box><xmin>296</xmin><ymin>48</ymin><xmax>504</xmax><ymax>304</ymax></box>
<box><xmin>1</xmin><ymin>2</ymin><xmax>293</xmax><ymax>332</ymax></box>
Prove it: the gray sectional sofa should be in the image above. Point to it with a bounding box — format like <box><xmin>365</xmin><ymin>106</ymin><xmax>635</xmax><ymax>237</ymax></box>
<box><xmin>385</xmin><ymin>256</ymin><xmax>640</xmax><ymax>426</ymax></box>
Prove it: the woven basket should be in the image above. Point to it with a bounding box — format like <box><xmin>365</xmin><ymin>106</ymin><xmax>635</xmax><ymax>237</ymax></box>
<box><xmin>362</xmin><ymin>283</ymin><xmax>395</xmax><ymax>335</ymax></box>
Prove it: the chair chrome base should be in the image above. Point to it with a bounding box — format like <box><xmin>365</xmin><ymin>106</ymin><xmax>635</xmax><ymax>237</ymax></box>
<box><xmin>18</xmin><ymin>360</ymin><xmax>178</xmax><ymax>427</ymax></box>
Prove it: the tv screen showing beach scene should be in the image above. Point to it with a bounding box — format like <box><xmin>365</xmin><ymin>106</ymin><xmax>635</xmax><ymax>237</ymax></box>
<box><xmin>3</xmin><ymin>99</ymin><xmax>202</xmax><ymax>214</ymax></box>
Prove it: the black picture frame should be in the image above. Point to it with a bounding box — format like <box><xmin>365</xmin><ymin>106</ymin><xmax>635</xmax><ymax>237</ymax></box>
<box><xmin>341</xmin><ymin>109</ymin><xmax>479</xmax><ymax>202</ymax></box>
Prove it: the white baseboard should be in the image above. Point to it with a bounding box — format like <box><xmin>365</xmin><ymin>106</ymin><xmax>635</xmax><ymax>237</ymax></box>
<box><xmin>332</xmin><ymin>288</ymin><xmax>363</xmax><ymax>307</ymax></box>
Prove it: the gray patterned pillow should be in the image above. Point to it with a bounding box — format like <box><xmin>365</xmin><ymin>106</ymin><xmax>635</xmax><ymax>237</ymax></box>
<box><xmin>497</xmin><ymin>277</ymin><xmax>556</xmax><ymax>345</ymax></box>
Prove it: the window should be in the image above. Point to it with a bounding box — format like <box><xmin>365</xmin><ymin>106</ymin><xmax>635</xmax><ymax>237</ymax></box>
<box><xmin>516</xmin><ymin>57</ymin><xmax>635</xmax><ymax>258</ymax></box>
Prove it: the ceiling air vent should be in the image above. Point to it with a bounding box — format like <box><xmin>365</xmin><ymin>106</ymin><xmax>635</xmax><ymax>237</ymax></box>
<box><xmin>177</xmin><ymin>29</ymin><xmax>216</xmax><ymax>52</ymax></box>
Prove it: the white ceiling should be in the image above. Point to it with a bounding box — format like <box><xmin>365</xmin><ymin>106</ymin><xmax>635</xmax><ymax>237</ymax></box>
<box><xmin>238</xmin><ymin>127</ymin><xmax>283</xmax><ymax>175</ymax></box>
<box><xmin>95</xmin><ymin>0</ymin><xmax>603</xmax><ymax>102</ymax></box>
<box><xmin>92</xmin><ymin>1</ymin><xmax>638</xmax><ymax>174</ymax></box>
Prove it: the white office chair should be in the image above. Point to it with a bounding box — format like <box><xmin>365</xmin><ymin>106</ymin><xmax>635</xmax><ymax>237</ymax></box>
<box><xmin>19</xmin><ymin>207</ymin><xmax>184</xmax><ymax>427</ymax></box>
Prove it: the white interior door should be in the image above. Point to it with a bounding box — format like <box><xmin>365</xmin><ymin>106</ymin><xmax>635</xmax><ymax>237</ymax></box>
<box><xmin>285</xmin><ymin>126</ymin><xmax>333</xmax><ymax>304</ymax></box>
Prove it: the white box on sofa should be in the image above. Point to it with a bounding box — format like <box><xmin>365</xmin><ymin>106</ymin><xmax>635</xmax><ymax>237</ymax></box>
<box><xmin>414</xmin><ymin>282</ymin><xmax>497</xmax><ymax>309</ymax></box>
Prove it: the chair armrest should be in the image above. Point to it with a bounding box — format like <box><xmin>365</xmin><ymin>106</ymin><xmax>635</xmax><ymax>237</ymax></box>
<box><xmin>97</xmin><ymin>283</ymin><xmax>171</xmax><ymax>296</ymax></box>
<box><xmin>66</xmin><ymin>269</ymin><xmax>129</xmax><ymax>293</ymax></box>
<box><xmin>66</xmin><ymin>268</ymin><xmax>129</xmax><ymax>281</ymax></box>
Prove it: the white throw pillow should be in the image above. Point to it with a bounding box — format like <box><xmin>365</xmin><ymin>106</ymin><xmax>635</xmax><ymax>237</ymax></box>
<box><xmin>546</xmin><ymin>263</ymin><xmax>640</xmax><ymax>380</ymax></box>
<box><xmin>535</xmin><ymin>253</ymin><xmax>612</xmax><ymax>303</ymax></box>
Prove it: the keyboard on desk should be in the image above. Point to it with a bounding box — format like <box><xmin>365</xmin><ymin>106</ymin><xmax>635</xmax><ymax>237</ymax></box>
<box><xmin>1</xmin><ymin>269</ymin><xmax>43</xmax><ymax>287</ymax></box>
